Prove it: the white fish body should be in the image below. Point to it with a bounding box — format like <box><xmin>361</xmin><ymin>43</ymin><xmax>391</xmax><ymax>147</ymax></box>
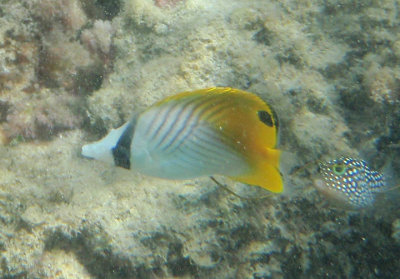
<box><xmin>130</xmin><ymin>98</ymin><xmax>248</xmax><ymax>179</ymax></box>
<box><xmin>82</xmin><ymin>94</ymin><xmax>248</xmax><ymax>179</ymax></box>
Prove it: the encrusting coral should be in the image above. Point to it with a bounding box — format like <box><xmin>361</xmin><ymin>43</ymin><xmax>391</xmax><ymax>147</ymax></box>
<box><xmin>363</xmin><ymin>61</ymin><xmax>399</xmax><ymax>105</ymax></box>
<box><xmin>81</xmin><ymin>20</ymin><xmax>114</xmax><ymax>58</ymax></box>
<box><xmin>0</xmin><ymin>0</ymin><xmax>116</xmax><ymax>142</ymax></box>
<box><xmin>3</xmin><ymin>90</ymin><xmax>82</xmax><ymax>141</ymax></box>
<box><xmin>0</xmin><ymin>0</ymin><xmax>400</xmax><ymax>278</ymax></box>
<box><xmin>154</xmin><ymin>0</ymin><xmax>185</xmax><ymax>8</ymax></box>
<box><xmin>32</xmin><ymin>0</ymin><xmax>115</xmax><ymax>93</ymax></box>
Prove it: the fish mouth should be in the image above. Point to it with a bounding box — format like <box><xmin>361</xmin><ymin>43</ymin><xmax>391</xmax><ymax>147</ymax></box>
<box><xmin>313</xmin><ymin>178</ymin><xmax>357</xmax><ymax>209</ymax></box>
<box><xmin>313</xmin><ymin>178</ymin><xmax>339</xmax><ymax>200</ymax></box>
<box><xmin>313</xmin><ymin>178</ymin><xmax>326</xmax><ymax>191</ymax></box>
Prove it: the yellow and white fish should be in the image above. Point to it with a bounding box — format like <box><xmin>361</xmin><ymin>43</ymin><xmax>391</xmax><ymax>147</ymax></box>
<box><xmin>82</xmin><ymin>87</ymin><xmax>283</xmax><ymax>192</ymax></box>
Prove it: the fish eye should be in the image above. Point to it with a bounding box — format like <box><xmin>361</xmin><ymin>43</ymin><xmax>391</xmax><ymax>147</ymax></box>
<box><xmin>332</xmin><ymin>163</ymin><xmax>346</xmax><ymax>175</ymax></box>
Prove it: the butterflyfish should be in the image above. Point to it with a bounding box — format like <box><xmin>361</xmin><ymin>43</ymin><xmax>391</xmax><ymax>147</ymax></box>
<box><xmin>314</xmin><ymin>157</ymin><xmax>386</xmax><ymax>208</ymax></box>
<box><xmin>82</xmin><ymin>87</ymin><xmax>283</xmax><ymax>192</ymax></box>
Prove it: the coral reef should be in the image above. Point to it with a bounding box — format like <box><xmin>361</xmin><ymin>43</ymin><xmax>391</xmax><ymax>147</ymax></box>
<box><xmin>154</xmin><ymin>0</ymin><xmax>185</xmax><ymax>8</ymax></box>
<box><xmin>3</xmin><ymin>90</ymin><xmax>82</xmax><ymax>140</ymax></box>
<box><xmin>32</xmin><ymin>0</ymin><xmax>116</xmax><ymax>93</ymax></box>
<box><xmin>0</xmin><ymin>133</ymin><xmax>399</xmax><ymax>278</ymax></box>
<box><xmin>0</xmin><ymin>0</ymin><xmax>116</xmax><ymax>142</ymax></box>
<box><xmin>314</xmin><ymin>0</ymin><xmax>400</xmax><ymax>172</ymax></box>
<box><xmin>0</xmin><ymin>0</ymin><xmax>399</xmax><ymax>278</ymax></box>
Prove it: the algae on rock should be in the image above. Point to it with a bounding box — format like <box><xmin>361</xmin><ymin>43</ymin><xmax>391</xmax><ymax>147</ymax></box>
<box><xmin>0</xmin><ymin>0</ymin><xmax>399</xmax><ymax>278</ymax></box>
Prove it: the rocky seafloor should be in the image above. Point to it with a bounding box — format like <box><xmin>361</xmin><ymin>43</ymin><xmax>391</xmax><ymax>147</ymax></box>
<box><xmin>0</xmin><ymin>0</ymin><xmax>400</xmax><ymax>278</ymax></box>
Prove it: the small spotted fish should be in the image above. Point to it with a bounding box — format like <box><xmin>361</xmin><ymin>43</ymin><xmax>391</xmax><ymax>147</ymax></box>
<box><xmin>314</xmin><ymin>157</ymin><xmax>386</xmax><ymax>208</ymax></box>
<box><xmin>82</xmin><ymin>87</ymin><xmax>283</xmax><ymax>193</ymax></box>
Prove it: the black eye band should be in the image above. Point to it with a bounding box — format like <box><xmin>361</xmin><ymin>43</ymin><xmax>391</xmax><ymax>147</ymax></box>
<box><xmin>112</xmin><ymin>120</ymin><xmax>136</xmax><ymax>169</ymax></box>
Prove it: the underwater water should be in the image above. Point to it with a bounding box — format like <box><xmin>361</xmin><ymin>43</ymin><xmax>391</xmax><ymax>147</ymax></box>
<box><xmin>0</xmin><ymin>0</ymin><xmax>399</xmax><ymax>278</ymax></box>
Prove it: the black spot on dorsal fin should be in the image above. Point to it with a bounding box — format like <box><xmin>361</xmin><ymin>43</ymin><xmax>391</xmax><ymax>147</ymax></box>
<box><xmin>258</xmin><ymin>110</ymin><xmax>274</xmax><ymax>127</ymax></box>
